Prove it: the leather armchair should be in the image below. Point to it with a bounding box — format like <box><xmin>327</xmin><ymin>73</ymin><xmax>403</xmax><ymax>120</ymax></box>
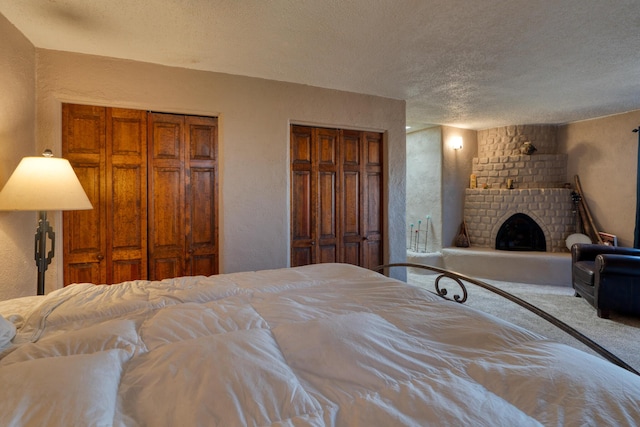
<box><xmin>572</xmin><ymin>243</ymin><xmax>640</xmax><ymax>318</ymax></box>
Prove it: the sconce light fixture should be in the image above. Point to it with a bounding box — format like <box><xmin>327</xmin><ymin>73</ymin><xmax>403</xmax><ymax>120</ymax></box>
<box><xmin>450</xmin><ymin>136</ymin><xmax>463</xmax><ymax>150</ymax></box>
<box><xmin>0</xmin><ymin>150</ymin><xmax>93</xmax><ymax>295</ymax></box>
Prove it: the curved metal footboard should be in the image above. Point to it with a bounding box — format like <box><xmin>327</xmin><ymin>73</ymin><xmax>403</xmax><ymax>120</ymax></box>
<box><xmin>375</xmin><ymin>262</ymin><xmax>640</xmax><ymax>376</ymax></box>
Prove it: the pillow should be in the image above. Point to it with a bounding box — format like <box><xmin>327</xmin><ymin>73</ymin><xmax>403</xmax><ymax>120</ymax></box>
<box><xmin>0</xmin><ymin>315</ymin><xmax>16</xmax><ymax>351</ymax></box>
<box><xmin>0</xmin><ymin>349</ymin><xmax>129</xmax><ymax>426</ymax></box>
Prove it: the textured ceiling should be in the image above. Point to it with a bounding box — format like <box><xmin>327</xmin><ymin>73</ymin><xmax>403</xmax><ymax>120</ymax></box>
<box><xmin>1</xmin><ymin>0</ymin><xmax>639</xmax><ymax>130</ymax></box>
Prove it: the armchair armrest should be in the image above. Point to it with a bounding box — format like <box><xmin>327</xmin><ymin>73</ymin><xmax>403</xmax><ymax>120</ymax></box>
<box><xmin>572</xmin><ymin>243</ymin><xmax>640</xmax><ymax>263</ymax></box>
<box><xmin>596</xmin><ymin>254</ymin><xmax>640</xmax><ymax>276</ymax></box>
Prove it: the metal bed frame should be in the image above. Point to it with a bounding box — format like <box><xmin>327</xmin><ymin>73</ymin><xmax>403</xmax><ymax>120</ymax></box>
<box><xmin>375</xmin><ymin>262</ymin><xmax>639</xmax><ymax>376</ymax></box>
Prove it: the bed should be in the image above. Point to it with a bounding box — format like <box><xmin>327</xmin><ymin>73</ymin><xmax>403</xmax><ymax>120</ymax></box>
<box><xmin>1</xmin><ymin>263</ymin><xmax>639</xmax><ymax>426</ymax></box>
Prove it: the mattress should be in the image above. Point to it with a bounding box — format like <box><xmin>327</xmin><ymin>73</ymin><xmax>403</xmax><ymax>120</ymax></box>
<box><xmin>1</xmin><ymin>263</ymin><xmax>639</xmax><ymax>426</ymax></box>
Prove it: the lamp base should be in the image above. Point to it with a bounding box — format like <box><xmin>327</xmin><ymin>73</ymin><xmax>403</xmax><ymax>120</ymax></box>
<box><xmin>35</xmin><ymin>211</ymin><xmax>55</xmax><ymax>295</ymax></box>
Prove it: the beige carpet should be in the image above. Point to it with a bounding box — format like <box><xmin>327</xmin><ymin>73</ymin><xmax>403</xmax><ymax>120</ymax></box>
<box><xmin>408</xmin><ymin>272</ymin><xmax>640</xmax><ymax>374</ymax></box>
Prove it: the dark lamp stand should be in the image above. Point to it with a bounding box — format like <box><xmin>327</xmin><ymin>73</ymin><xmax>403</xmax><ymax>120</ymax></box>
<box><xmin>35</xmin><ymin>211</ymin><xmax>55</xmax><ymax>295</ymax></box>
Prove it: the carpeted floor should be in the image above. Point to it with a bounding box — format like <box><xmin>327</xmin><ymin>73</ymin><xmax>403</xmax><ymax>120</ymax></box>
<box><xmin>408</xmin><ymin>272</ymin><xmax>640</xmax><ymax>373</ymax></box>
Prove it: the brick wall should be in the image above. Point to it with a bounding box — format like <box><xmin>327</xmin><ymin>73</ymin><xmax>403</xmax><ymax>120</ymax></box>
<box><xmin>472</xmin><ymin>125</ymin><xmax>568</xmax><ymax>189</ymax></box>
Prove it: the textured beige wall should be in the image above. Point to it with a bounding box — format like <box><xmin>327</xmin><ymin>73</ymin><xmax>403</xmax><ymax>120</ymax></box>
<box><xmin>0</xmin><ymin>15</ymin><xmax>37</xmax><ymax>300</ymax></box>
<box><xmin>406</xmin><ymin>127</ymin><xmax>442</xmax><ymax>252</ymax></box>
<box><xmin>31</xmin><ymin>49</ymin><xmax>406</xmax><ymax>293</ymax></box>
<box><xmin>442</xmin><ymin>126</ymin><xmax>477</xmax><ymax>248</ymax></box>
<box><xmin>559</xmin><ymin>110</ymin><xmax>640</xmax><ymax>247</ymax></box>
<box><xmin>405</xmin><ymin>126</ymin><xmax>477</xmax><ymax>252</ymax></box>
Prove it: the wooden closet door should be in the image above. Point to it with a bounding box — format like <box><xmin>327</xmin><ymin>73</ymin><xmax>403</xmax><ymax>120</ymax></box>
<box><xmin>290</xmin><ymin>125</ymin><xmax>316</xmax><ymax>266</ymax></box>
<box><xmin>64</xmin><ymin>105</ymin><xmax>217</xmax><ymax>285</ymax></box>
<box><xmin>185</xmin><ymin>115</ymin><xmax>219</xmax><ymax>276</ymax></box>
<box><xmin>148</xmin><ymin>113</ymin><xmax>219</xmax><ymax>280</ymax></box>
<box><xmin>290</xmin><ymin>125</ymin><xmax>383</xmax><ymax>268</ymax></box>
<box><xmin>362</xmin><ymin>131</ymin><xmax>383</xmax><ymax>269</ymax></box>
<box><xmin>63</xmin><ymin>104</ymin><xmax>147</xmax><ymax>285</ymax></box>
<box><xmin>339</xmin><ymin>130</ymin><xmax>383</xmax><ymax>269</ymax></box>
<box><xmin>63</xmin><ymin>104</ymin><xmax>107</xmax><ymax>285</ymax></box>
<box><xmin>148</xmin><ymin>113</ymin><xmax>186</xmax><ymax>280</ymax></box>
<box><xmin>339</xmin><ymin>130</ymin><xmax>383</xmax><ymax>268</ymax></box>
<box><xmin>291</xmin><ymin>126</ymin><xmax>339</xmax><ymax>266</ymax></box>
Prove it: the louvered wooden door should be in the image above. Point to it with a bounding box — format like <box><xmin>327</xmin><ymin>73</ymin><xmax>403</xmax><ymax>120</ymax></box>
<box><xmin>290</xmin><ymin>125</ymin><xmax>383</xmax><ymax>269</ymax></box>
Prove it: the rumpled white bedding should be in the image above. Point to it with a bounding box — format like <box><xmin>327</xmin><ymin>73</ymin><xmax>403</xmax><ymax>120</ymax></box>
<box><xmin>1</xmin><ymin>263</ymin><xmax>639</xmax><ymax>426</ymax></box>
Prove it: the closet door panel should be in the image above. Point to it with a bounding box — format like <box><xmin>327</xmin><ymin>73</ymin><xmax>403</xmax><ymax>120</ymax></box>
<box><xmin>112</xmin><ymin>260</ymin><xmax>143</xmax><ymax>285</ymax></box>
<box><xmin>319</xmin><ymin>172</ymin><xmax>336</xmax><ymax>238</ymax></box>
<box><xmin>148</xmin><ymin>113</ymin><xmax>186</xmax><ymax>280</ymax></box>
<box><xmin>340</xmin><ymin>130</ymin><xmax>364</xmax><ymax>265</ymax></box>
<box><xmin>342</xmin><ymin>132</ymin><xmax>360</xmax><ymax>166</ymax></box>
<box><xmin>107</xmin><ymin>108</ymin><xmax>147</xmax><ymax>283</ymax></box>
<box><xmin>62</xmin><ymin>104</ymin><xmax>106</xmax><ymax>285</ymax></box>
<box><xmin>342</xmin><ymin>171</ymin><xmax>360</xmax><ymax>236</ymax></box>
<box><xmin>152</xmin><ymin>119</ymin><xmax>182</xmax><ymax>159</ymax></box>
<box><xmin>185</xmin><ymin>116</ymin><xmax>218</xmax><ymax>276</ymax></box>
<box><xmin>152</xmin><ymin>259</ymin><xmax>181</xmax><ymax>281</ymax></box>
<box><xmin>291</xmin><ymin>126</ymin><xmax>313</xmax><ymax>165</ymax></box>
<box><xmin>292</xmin><ymin>171</ymin><xmax>313</xmax><ymax>240</ymax></box>
<box><xmin>363</xmin><ymin>132</ymin><xmax>383</xmax><ymax>269</ymax></box>
<box><xmin>318</xmin><ymin>130</ymin><xmax>337</xmax><ymax>165</ymax></box>
<box><xmin>191</xmin><ymin>255</ymin><xmax>216</xmax><ymax>278</ymax></box>
<box><xmin>189</xmin><ymin>119</ymin><xmax>217</xmax><ymax>161</ymax></box>
<box><xmin>65</xmin><ymin>263</ymin><xmax>100</xmax><ymax>286</ymax></box>
<box><xmin>188</xmin><ymin>167</ymin><xmax>218</xmax><ymax>276</ymax></box>
<box><xmin>64</xmin><ymin>105</ymin><xmax>104</xmax><ymax>155</ymax></box>
<box><xmin>149</xmin><ymin>166</ymin><xmax>184</xmax><ymax>279</ymax></box>
<box><xmin>318</xmin><ymin>171</ymin><xmax>337</xmax><ymax>262</ymax></box>
<box><xmin>342</xmin><ymin>169</ymin><xmax>361</xmax><ymax>265</ymax></box>
<box><xmin>65</xmin><ymin>164</ymin><xmax>102</xmax><ymax>253</ymax></box>
<box><xmin>189</xmin><ymin>169</ymin><xmax>215</xmax><ymax>245</ymax></box>
<box><xmin>291</xmin><ymin>170</ymin><xmax>313</xmax><ymax>265</ymax></box>
<box><xmin>111</xmin><ymin>110</ymin><xmax>146</xmax><ymax>156</ymax></box>
<box><xmin>148</xmin><ymin>113</ymin><xmax>218</xmax><ymax>280</ymax></box>
<box><xmin>290</xmin><ymin>126</ymin><xmax>316</xmax><ymax>265</ymax></box>
<box><xmin>316</xmin><ymin>128</ymin><xmax>339</xmax><ymax>264</ymax></box>
<box><xmin>110</xmin><ymin>165</ymin><xmax>146</xmax><ymax>279</ymax></box>
<box><xmin>110</xmin><ymin>166</ymin><xmax>145</xmax><ymax>250</ymax></box>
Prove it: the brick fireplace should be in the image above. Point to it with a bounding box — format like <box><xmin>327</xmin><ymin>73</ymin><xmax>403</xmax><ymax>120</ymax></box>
<box><xmin>463</xmin><ymin>125</ymin><xmax>575</xmax><ymax>253</ymax></box>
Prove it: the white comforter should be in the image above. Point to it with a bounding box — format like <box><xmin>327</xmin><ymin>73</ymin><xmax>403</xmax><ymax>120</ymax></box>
<box><xmin>1</xmin><ymin>263</ymin><xmax>639</xmax><ymax>426</ymax></box>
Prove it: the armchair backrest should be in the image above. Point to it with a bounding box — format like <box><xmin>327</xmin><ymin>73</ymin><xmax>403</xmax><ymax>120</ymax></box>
<box><xmin>572</xmin><ymin>243</ymin><xmax>640</xmax><ymax>263</ymax></box>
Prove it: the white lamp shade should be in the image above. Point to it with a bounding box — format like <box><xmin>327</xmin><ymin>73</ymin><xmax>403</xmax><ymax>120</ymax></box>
<box><xmin>0</xmin><ymin>156</ymin><xmax>92</xmax><ymax>211</ymax></box>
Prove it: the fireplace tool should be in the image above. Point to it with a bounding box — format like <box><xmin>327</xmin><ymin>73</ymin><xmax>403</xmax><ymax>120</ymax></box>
<box><xmin>424</xmin><ymin>215</ymin><xmax>430</xmax><ymax>252</ymax></box>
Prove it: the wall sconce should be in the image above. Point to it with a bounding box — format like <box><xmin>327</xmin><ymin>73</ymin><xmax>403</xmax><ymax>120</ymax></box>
<box><xmin>0</xmin><ymin>150</ymin><xmax>93</xmax><ymax>295</ymax></box>
<box><xmin>450</xmin><ymin>136</ymin><xmax>463</xmax><ymax>150</ymax></box>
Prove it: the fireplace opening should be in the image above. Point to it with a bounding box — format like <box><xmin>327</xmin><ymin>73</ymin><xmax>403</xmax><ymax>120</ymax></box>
<box><xmin>495</xmin><ymin>213</ymin><xmax>546</xmax><ymax>251</ymax></box>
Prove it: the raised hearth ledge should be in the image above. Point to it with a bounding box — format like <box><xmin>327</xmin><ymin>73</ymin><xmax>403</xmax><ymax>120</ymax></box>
<box><xmin>407</xmin><ymin>247</ymin><xmax>571</xmax><ymax>287</ymax></box>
